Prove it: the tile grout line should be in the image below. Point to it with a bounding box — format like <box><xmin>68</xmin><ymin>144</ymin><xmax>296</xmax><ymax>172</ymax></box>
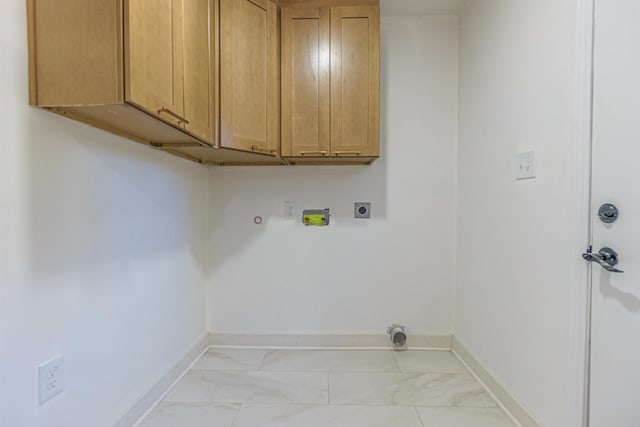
<box><xmin>158</xmin><ymin>401</ymin><xmax>511</xmax><ymax>409</ymax></box>
<box><xmin>257</xmin><ymin>349</ymin><xmax>269</xmax><ymax>371</ymax></box>
<box><xmin>156</xmin><ymin>401</ymin><xmax>501</xmax><ymax>408</ymax></box>
<box><xmin>228</xmin><ymin>403</ymin><xmax>243</xmax><ymax>427</ymax></box>
<box><xmin>192</xmin><ymin>369</ymin><xmax>479</xmax><ymax>377</ymax></box>
<box><xmin>133</xmin><ymin>344</ymin><xmax>213</xmax><ymax>427</ymax></box>
<box><xmin>210</xmin><ymin>345</ymin><xmax>452</xmax><ymax>351</ymax></box>
<box><xmin>391</xmin><ymin>349</ymin><xmax>404</xmax><ymax>373</ymax></box>
<box><xmin>414</xmin><ymin>406</ymin><xmax>426</xmax><ymax>427</ymax></box>
<box><xmin>326</xmin><ymin>371</ymin><xmax>330</xmax><ymax>405</ymax></box>
<box><xmin>451</xmin><ymin>349</ymin><xmax>522</xmax><ymax>427</ymax></box>
<box><xmin>189</xmin><ymin>368</ymin><xmax>431</xmax><ymax>374</ymax></box>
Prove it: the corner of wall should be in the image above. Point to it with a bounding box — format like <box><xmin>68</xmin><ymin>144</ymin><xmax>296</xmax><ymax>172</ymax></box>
<box><xmin>451</xmin><ymin>9</ymin><xmax>461</xmax><ymax>337</ymax></box>
<box><xmin>204</xmin><ymin>164</ymin><xmax>213</xmax><ymax>334</ymax></box>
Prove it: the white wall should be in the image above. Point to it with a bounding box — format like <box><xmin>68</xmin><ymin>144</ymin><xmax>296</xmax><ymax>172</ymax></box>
<box><xmin>455</xmin><ymin>1</ymin><xmax>579</xmax><ymax>426</ymax></box>
<box><xmin>0</xmin><ymin>1</ymin><xmax>208</xmax><ymax>426</ymax></box>
<box><xmin>207</xmin><ymin>16</ymin><xmax>459</xmax><ymax>337</ymax></box>
<box><xmin>381</xmin><ymin>0</ymin><xmax>465</xmax><ymax>17</ymax></box>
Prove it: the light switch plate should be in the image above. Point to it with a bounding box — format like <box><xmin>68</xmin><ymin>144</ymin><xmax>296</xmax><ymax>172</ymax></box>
<box><xmin>516</xmin><ymin>150</ymin><xmax>536</xmax><ymax>180</ymax></box>
<box><xmin>284</xmin><ymin>201</ymin><xmax>297</xmax><ymax>220</ymax></box>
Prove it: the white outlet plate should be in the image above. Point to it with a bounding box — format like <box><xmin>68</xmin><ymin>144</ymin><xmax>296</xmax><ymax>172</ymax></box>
<box><xmin>39</xmin><ymin>356</ymin><xmax>64</xmax><ymax>405</ymax></box>
<box><xmin>284</xmin><ymin>201</ymin><xmax>297</xmax><ymax>220</ymax></box>
<box><xmin>355</xmin><ymin>202</ymin><xmax>372</xmax><ymax>219</ymax></box>
<box><xmin>516</xmin><ymin>150</ymin><xmax>536</xmax><ymax>180</ymax></box>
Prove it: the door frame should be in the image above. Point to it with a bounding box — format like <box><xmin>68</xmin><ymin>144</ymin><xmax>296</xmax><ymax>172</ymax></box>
<box><xmin>568</xmin><ymin>0</ymin><xmax>595</xmax><ymax>426</ymax></box>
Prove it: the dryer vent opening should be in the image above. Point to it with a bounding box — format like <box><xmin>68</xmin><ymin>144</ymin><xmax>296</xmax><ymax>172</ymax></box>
<box><xmin>388</xmin><ymin>325</ymin><xmax>407</xmax><ymax>350</ymax></box>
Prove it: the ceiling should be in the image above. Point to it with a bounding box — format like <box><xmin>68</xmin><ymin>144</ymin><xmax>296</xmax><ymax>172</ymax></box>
<box><xmin>380</xmin><ymin>0</ymin><xmax>466</xmax><ymax>17</ymax></box>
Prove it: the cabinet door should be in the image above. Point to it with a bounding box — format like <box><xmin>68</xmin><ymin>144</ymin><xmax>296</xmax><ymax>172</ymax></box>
<box><xmin>183</xmin><ymin>0</ymin><xmax>217</xmax><ymax>143</ymax></box>
<box><xmin>330</xmin><ymin>6</ymin><xmax>379</xmax><ymax>157</ymax></box>
<box><xmin>220</xmin><ymin>0</ymin><xmax>279</xmax><ymax>156</ymax></box>
<box><xmin>125</xmin><ymin>0</ymin><xmax>185</xmax><ymax>127</ymax></box>
<box><xmin>281</xmin><ymin>8</ymin><xmax>330</xmax><ymax>158</ymax></box>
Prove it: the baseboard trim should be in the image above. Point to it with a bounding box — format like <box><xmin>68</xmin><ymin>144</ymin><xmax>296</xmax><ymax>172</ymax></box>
<box><xmin>452</xmin><ymin>337</ymin><xmax>541</xmax><ymax>427</ymax></box>
<box><xmin>112</xmin><ymin>333</ymin><xmax>210</xmax><ymax>427</ymax></box>
<box><xmin>209</xmin><ymin>333</ymin><xmax>452</xmax><ymax>350</ymax></box>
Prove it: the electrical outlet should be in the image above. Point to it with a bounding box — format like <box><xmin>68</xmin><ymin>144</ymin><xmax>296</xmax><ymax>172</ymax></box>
<box><xmin>355</xmin><ymin>202</ymin><xmax>371</xmax><ymax>219</ymax></box>
<box><xmin>284</xmin><ymin>201</ymin><xmax>297</xmax><ymax>220</ymax></box>
<box><xmin>39</xmin><ymin>356</ymin><xmax>64</xmax><ymax>405</ymax></box>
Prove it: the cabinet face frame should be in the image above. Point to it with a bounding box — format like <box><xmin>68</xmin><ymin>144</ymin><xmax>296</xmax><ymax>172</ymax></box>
<box><xmin>281</xmin><ymin>7</ymin><xmax>330</xmax><ymax>158</ymax></box>
<box><xmin>124</xmin><ymin>0</ymin><xmax>186</xmax><ymax>128</ymax></box>
<box><xmin>276</xmin><ymin>0</ymin><xmax>378</xmax><ymax>7</ymax></box>
<box><xmin>281</xmin><ymin>4</ymin><xmax>380</xmax><ymax>160</ymax></box>
<box><xmin>330</xmin><ymin>5</ymin><xmax>380</xmax><ymax>158</ymax></box>
<box><xmin>182</xmin><ymin>0</ymin><xmax>218</xmax><ymax>144</ymax></box>
<box><xmin>220</xmin><ymin>0</ymin><xmax>280</xmax><ymax>156</ymax></box>
<box><xmin>28</xmin><ymin>0</ymin><xmax>125</xmax><ymax>107</ymax></box>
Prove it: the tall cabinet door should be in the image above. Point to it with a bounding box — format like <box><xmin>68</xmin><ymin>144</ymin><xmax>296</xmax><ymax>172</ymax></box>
<box><xmin>220</xmin><ymin>0</ymin><xmax>279</xmax><ymax>156</ymax></box>
<box><xmin>281</xmin><ymin>8</ymin><xmax>330</xmax><ymax>158</ymax></box>
<box><xmin>330</xmin><ymin>6</ymin><xmax>379</xmax><ymax>158</ymax></box>
<box><xmin>125</xmin><ymin>0</ymin><xmax>185</xmax><ymax>127</ymax></box>
<box><xmin>183</xmin><ymin>0</ymin><xmax>217</xmax><ymax>144</ymax></box>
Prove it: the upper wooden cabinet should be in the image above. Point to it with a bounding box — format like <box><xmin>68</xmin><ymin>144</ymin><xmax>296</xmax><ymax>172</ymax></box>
<box><xmin>220</xmin><ymin>0</ymin><xmax>280</xmax><ymax>157</ymax></box>
<box><xmin>331</xmin><ymin>6</ymin><xmax>379</xmax><ymax>159</ymax></box>
<box><xmin>281</xmin><ymin>7</ymin><xmax>331</xmax><ymax>158</ymax></box>
<box><xmin>126</xmin><ymin>0</ymin><xmax>185</xmax><ymax>128</ymax></box>
<box><xmin>29</xmin><ymin>0</ymin><xmax>124</xmax><ymax>107</ymax></box>
<box><xmin>28</xmin><ymin>0</ymin><xmax>282</xmax><ymax>165</ymax></box>
<box><xmin>280</xmin><ymin>4</ymin><xmax>379</xmax><ymax>164</ymax></box>
<box><xmin>28</xmin><ymin>0</ymin><xmax>379</xmax><ymax>166</ymax></box>
<box><xmin>183</xmin><ymin>0</ymin><xmax>218</xmax><ymax>143</ymax></box>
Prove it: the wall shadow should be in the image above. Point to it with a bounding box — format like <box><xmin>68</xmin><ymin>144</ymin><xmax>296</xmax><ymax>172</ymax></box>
<box><xmin>24</xmin><ymin>107</ymin><xmax>209</xmax><ymax>282</ymax></box>
<box><xmin>598</xmin><ymin>271</ymin><xmax>640</xmax><ymax>313</ymax></box>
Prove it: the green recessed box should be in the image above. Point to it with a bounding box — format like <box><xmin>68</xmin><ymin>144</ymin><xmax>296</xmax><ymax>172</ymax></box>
<box><xmin>303</xmin><ymin>209</ymin><xmax>331</xmax><ymax>226</ymax></box>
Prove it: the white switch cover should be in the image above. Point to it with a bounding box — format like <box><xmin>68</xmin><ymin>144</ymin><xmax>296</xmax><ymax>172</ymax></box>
<box><xmin>284</xmin><ymin>201</ymin><xmax>297</xmax><ymax>220</ymax></box>
<box><xmin>516</xmin><ymin>150</ymin><xmax>536</xmax><ymax>180</ymax></box>
<box><xmin>39</xmin><ymin>356</ymin><xmax>64</xmax><ymax>405</ymax></box>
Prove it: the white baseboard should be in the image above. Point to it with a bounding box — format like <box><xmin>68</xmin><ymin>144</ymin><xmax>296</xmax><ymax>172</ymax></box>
<box><xmin>112</xmin><ymin>333</ymin><xmax>210</xmax><ymax>427</ymax></box>
<box><xmin>452</xmin><ymin>337</ymin><xmax>541</xmax><ymax>427</ymax></box>
<box><xmin>209</xmin><ymin>333</ymin><xmax>452</xmax><ymax>349</ymax></box>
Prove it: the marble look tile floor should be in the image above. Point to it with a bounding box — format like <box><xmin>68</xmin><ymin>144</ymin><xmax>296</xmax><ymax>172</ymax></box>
<box><xmin>138</xmin><ymin>348</ymin><xmax>516</xmax><ymax>427</ymax></box>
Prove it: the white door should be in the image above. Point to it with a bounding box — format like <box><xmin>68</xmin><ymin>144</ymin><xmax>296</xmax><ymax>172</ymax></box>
<box><xmin>589</xmin><ymin>0</ymin><xmax>640</xmax><ymax>425</ymax></box>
